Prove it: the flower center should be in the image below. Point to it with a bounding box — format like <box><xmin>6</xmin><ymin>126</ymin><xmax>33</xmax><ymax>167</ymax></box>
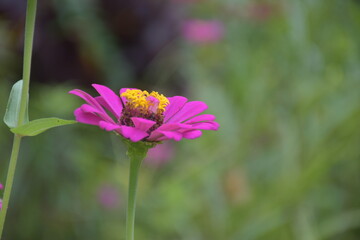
<box><xmin>119</xmin><ymin>89</ymin><xmax>169</xmax><ymax>131</ymax></box>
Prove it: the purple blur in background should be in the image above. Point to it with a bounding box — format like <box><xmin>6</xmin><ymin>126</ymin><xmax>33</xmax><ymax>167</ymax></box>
<box><xmin>97</xmin><ymin>184</ymin><xmax>121</xmax><ymax>210</ymax></box>
<box><xmin>182</xmin><ymin>20</ymin><xmax>224</xmax><ymax>44</ymax></box>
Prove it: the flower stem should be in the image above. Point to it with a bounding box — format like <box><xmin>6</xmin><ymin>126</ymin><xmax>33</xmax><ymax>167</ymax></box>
<box><xmin>19</xmin><ymin>0</ymin><xmax>37</xmax><ymax>124</ymax></box>
<box><xmin>126</xmin><ymin>154</ymin><xmax>142</xmax><ymax>240</ymax></box>
<box><xmin>0</xmin><ymin>0</ymin><xmax>37</xmax><ymax>238</ymax></box>
<box><xmin>125</xmin><ymin>141</ymin><xmax>153</xmax><ymax>240</ymax></box>
<box><xmin>0</xmin><ymin>135</ymin><xmax>22</xmax><ymax>237</ymax></box>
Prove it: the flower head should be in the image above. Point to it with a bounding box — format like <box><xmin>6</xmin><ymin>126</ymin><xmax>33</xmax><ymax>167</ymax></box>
<box><xmin>69</xmin><ymin>84</ymin><xmax>219</xmax><ymax>142</ymax></box>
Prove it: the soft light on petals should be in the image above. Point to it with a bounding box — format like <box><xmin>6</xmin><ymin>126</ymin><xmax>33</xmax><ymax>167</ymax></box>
<box><xmin>0</xmin><ymin>183</ymin><xmax>3</xmax><ymax>190</ymax></box>
<box><xmin>167</xmin><ymin>101</ymin><xmax>208</xmax><ymax>123</ymax></box>
<box><xmin>164</xmin><ymin>96</ymin><xmax>188</xmax><ymax>122</ymax></box>
<box><xmin>74</xmin><ymin>108</ymin><xmax>102</xmax><ymax>125</ymax></box>
<box><xmin>158</xmin><ymin>130</ymin><xmax>183</xmax><ymax>141</ymax></box>
<box><xmin>131</xmin><ymin>117</ymin><xmax>156</xmax><ymax>132</ymax></box>
<box><xmin>95</xmin><ymin>96</ymin><xmax>121</xmax><ymax>118</ymax></box>
<box><xmin>182</xmin><ymin>130</ymin><xmax>202</xmax><ymax>139</ymax></box>
<box><xmin>185</xmin><ymin>114</ymin><xmax>216</xmax><ymax>124</ymax></box>
<box><xmin>69</xmin><ymin>89</ymin><xmax>104</xmax><ymax>110</ymax></box>
<box><xmin>92</xmin><ymin>84</ymin><xmax>123</xmax><ymax>118</ymax></box>
<box><xmin>121</xmin><ymin>126</ymin><xmax>149</xmax><ymax>142</ymax></box>
<box><xmin>189</xmin><ymin>121</ymin><xmax>220</xmax><ymax>131</ymax></box>
<box><xmin>99</xmin><ymin>121</ymin><xmax>121</xmax><ymax>131</ymax></box>
<box><xmin>148</xmin><ymin>123</ymin><xmax>192</xmax><ymax>141</ymax></box>
<box><xmin>79</xmin><ymin>104</ymin><xmax>115</xmax><ymax>123</ymax></box>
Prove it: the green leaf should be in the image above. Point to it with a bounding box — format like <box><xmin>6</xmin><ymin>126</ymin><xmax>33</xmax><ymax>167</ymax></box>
<box><xmin>3</xmin><ymin>80</ymin><xmax>29</xmax><ymax>128</ymax></box>
<box><xmin>10</xmin><ymin>118</ymin><xmax>77</xmax><ymax>136</ymax></box>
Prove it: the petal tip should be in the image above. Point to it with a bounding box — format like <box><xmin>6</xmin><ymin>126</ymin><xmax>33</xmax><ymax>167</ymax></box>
<box><xmin>68</xmin><ymin>89</ymin><xmax>78</xmax><ymax>95</ymax></box>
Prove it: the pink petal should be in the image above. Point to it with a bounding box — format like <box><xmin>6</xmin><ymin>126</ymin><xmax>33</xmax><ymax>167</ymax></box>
<box><xmin>131</xmin><ymin>117</ymin><xmax>156</xmax><ymax>132</ymax></box>
<box><xmin>147</xmin><ymin>96</ymin><xmax>160</xmax><ymax>113</ymax></box>
<box><xmin>79</xmin><ymin>104</ymin><xmax>115</xmax><ymax>123</ymax></box>
<box><xmin>164</xmin><ymin>96</ymin><xmax>188</xmax><ymax>122</ymax></box>
<box><xmin>120</xmin><ymin>126</ymin><xmax>149</xmax><ymax>142</ymax></box>
<box><xmin>148</xmin><ymin>123</ymin><xmax>192</xmax><ymax>141</ymax></box>
<box><xmin>95</xmin><ymin>96</ymin><xmax>121</xmax><ymax>119</ymax></box>
<box><xmin>69</xmin><ymin>89</ymin><xmax>104</xmax><ymax>110</ymax></box>
<box><xmin>99</xmin><ymin>121</ymin><xmax>121</xmax><ymax>131</ymax></box>
<box><xmin>188</xmin><ymin>121</ymin><xmax>220</xmax><ymax>131</ymax></box>
<box><xmin>182</xmin><ymin>130</ymin><xmax>202</xmax><ymax>139</ymax></box>
<box><xmin>184</xmin><ymin>114</ymin><xmax>216</xmax><ymax>124</ymax></box>
<box><xmin>157</xmin><ymin>130</ymin><xmax>183</xmax><ymax>141</ymax></box>
<box><xmin>74</xmin><ymin>108</ymin><xmax>102</xmax><ymax>125</ymax></box>
<box><xmin>92</xmin><ymin>84</ymin><xmax>122</xmax><ymax>118</ymax></box>
<box><xmin>166</xmin><ymin>101</ymin><xmax>208</xmax><ymax>123</ymax></box>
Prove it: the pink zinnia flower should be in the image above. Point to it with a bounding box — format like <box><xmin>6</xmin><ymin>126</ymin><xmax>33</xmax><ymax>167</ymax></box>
<box><xmin>182</xmin><ymin>20</ymin><xmax>224</xmax><ymax>44</ymax></box>
<box><xmin>69</xmin><ymin>84</ymin><xmax>219</xmax><ymax>142</ymax></box>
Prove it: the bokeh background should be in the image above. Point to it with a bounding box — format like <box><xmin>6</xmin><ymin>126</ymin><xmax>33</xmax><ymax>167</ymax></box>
<box><xmin>1</xmin><ymin>0</ymin><xmax>360</xmax><ymax>239</ymax></box>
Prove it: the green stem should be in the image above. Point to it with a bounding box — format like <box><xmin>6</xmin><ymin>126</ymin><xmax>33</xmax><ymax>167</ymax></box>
<box><xmin>19</xmin><ymin>0</ymin><xmax>37</xmax><ymax>126</ymax></box>
<box><xmin>125</xmin><ymin>141</ymin><xmax>153</xmax><ymax>240</ymax></box>
<box><xmin>0</xmin><ymin>0</ymin><xmax>37</xmax><ymax>238</ymax></box>
<box><xmin>0</xmin><ymin>135</ymin><xmax>22</xmax><ymax>236</ymax></box>
<box><xmin>126</xmin><ymin>154</ymin><xmax>143</xmax><ymax>240</ymax></box>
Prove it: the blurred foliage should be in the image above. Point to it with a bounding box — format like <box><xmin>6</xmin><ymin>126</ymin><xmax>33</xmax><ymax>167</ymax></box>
<box><xmin>1</xmin><ymin>0</ymin><xmax>360</xmax><ymax>239</ymax></box>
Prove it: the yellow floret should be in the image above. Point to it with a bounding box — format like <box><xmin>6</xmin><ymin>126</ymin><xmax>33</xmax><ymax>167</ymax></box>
<box><xmin>149</xmin><ymin>91</ymin><xmax>169</xmax><ymax>112</ymax></box>
<box><xmin>121</xmin><ymin>89</ymin><xmax>169</xmax><ymax>113</ymax></box>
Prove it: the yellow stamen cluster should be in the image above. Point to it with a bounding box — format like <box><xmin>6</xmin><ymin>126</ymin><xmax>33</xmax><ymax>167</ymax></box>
<box><xmin>121</xmin><ymin>89</ymin><xmax>169</xmax><ymax>113</ymax></box>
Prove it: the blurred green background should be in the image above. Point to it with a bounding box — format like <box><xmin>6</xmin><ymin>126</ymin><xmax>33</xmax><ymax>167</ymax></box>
<box><xmin>1</xmin><ymin>0</ymin><xmax>360</xmax><ymax>239</ymax></box>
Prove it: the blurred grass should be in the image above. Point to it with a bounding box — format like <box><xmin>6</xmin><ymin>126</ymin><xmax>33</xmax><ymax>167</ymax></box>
<box><xmin>1</xmin><ymin>0</ymin><xmax>360</xmax><ymax>239</ymax></box>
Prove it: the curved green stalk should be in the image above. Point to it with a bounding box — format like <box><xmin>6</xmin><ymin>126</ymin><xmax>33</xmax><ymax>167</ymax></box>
<box><xmin>125</xmin><ymin>141</ymin><xmax>153</xmax><ymax>240</ymax></box>
<box><xmin>0</xmin><ymin>0</ymin><xmax>37</xmax><ymax>238</ymax></box>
